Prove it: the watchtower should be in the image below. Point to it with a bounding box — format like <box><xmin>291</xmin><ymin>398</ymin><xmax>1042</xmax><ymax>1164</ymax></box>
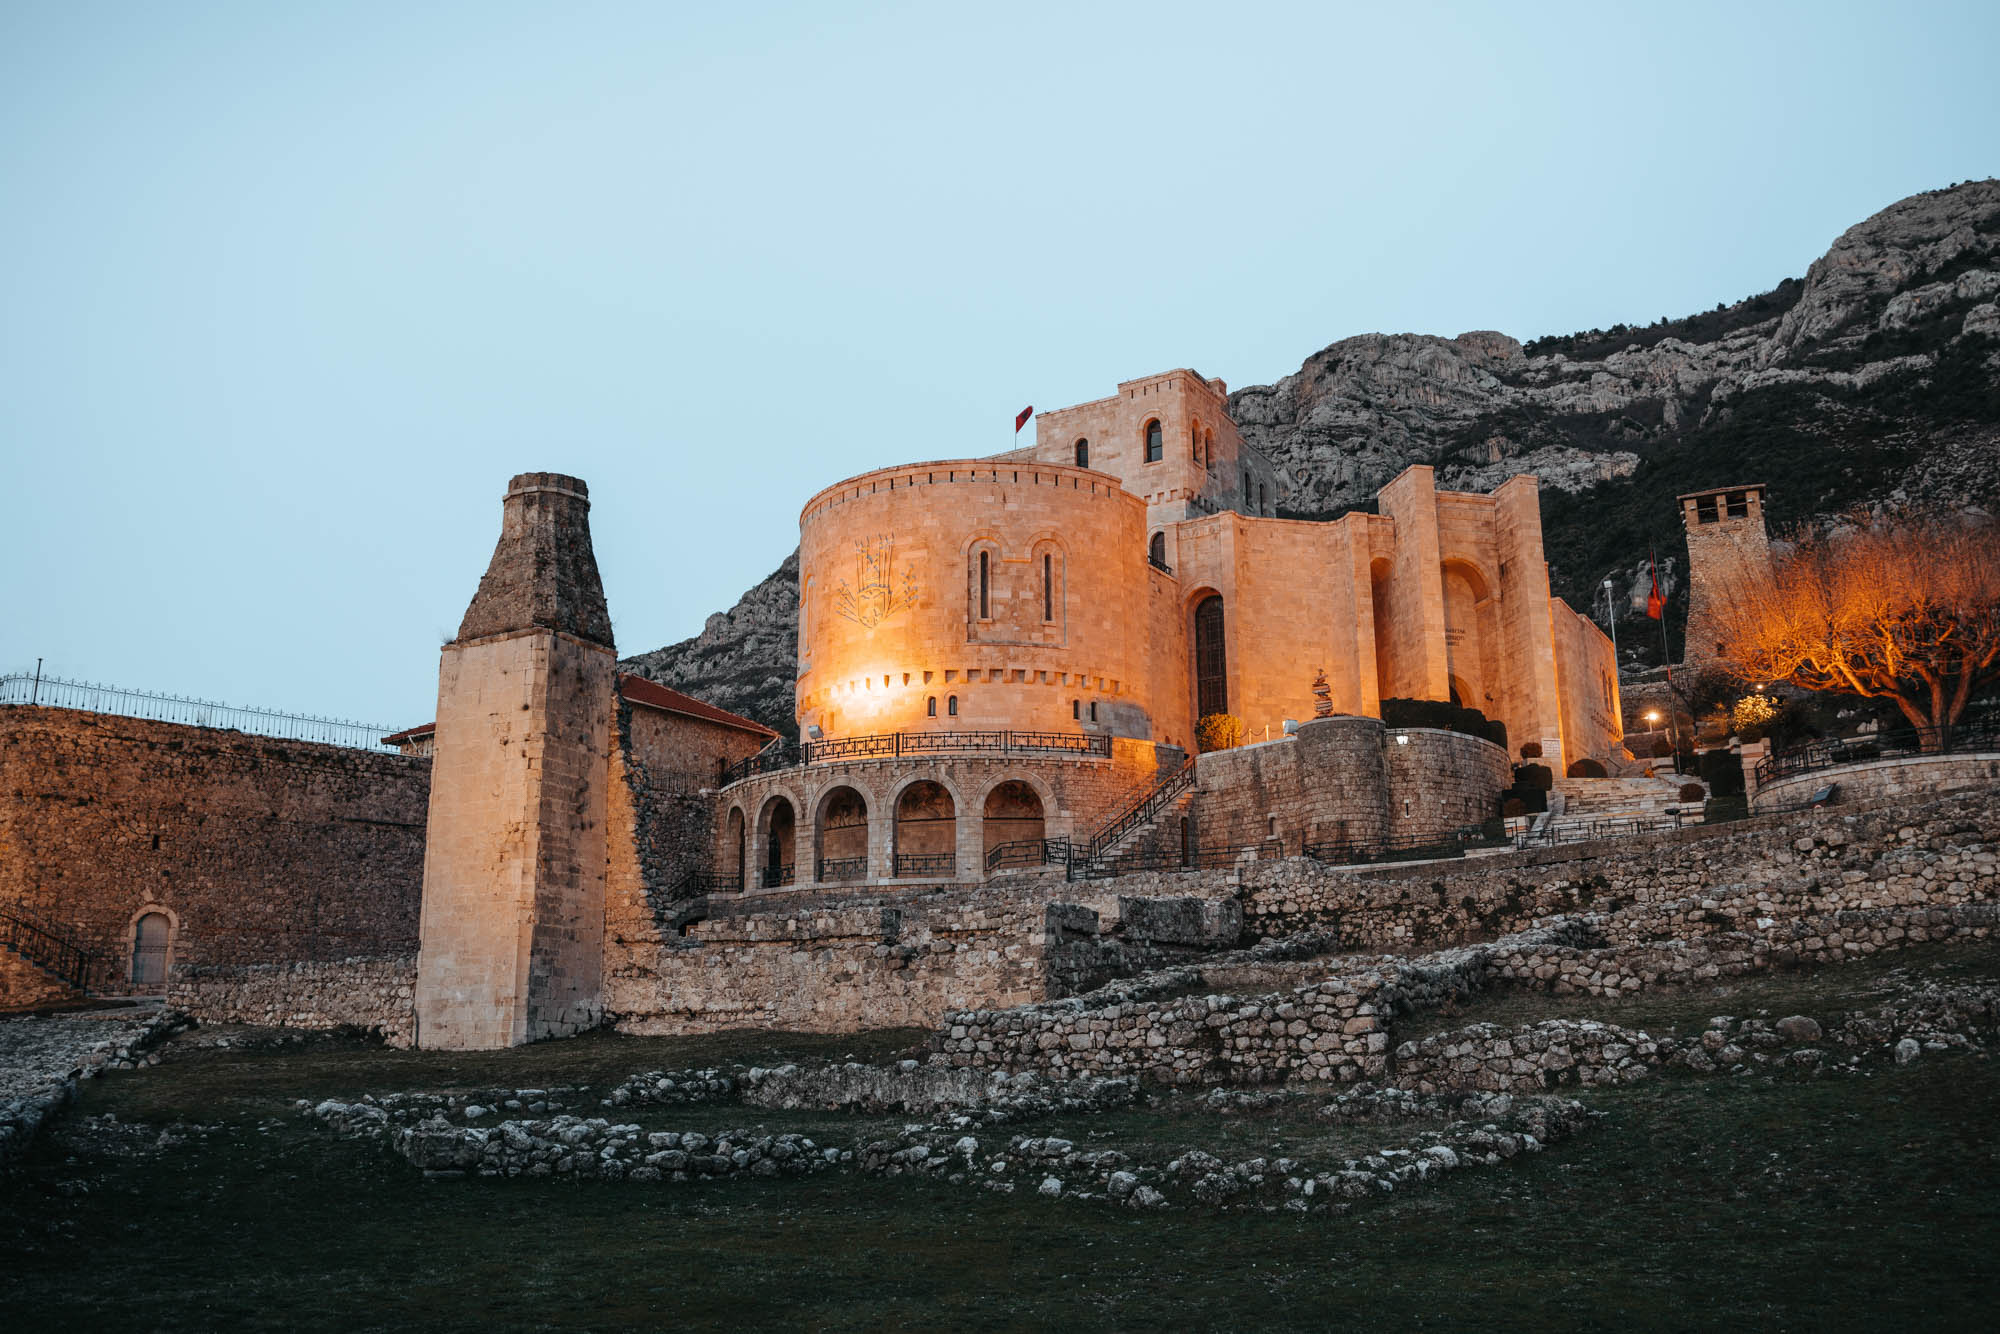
<box><xmin>414</xmin><ymin>472</ymin><xmax>617</xmax><ymax>1049</ymax></box>
<box><xmin>1677</xmin><ymin>484</ymin><xmax>1772</xmax><ymax>670</ymax></box>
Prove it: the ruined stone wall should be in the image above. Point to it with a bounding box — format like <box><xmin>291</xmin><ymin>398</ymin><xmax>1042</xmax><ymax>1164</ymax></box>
<box><xmin>605</xmin><ymin>880</ymin><xmax>1233</xmax><ymax>1035</ymax></box>
<box><xmin>1380</xmin><ymin>728</ymin><xmax>1512</xmax><ymax>840</ymax></box>
<box><xmin>168</xmin><ymin>954</ymin><xmax>417</xmax><ymax>1045</ymax></box>
<box><xmin>0</xmin><ymin>706</ymin><xmax>428</xmax><ymax>994</ymax></box>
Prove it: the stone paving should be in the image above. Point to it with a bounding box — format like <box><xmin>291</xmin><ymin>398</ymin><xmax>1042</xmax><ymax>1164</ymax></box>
<box><xmin>0</xmin><ymin>1005</ymin><xmax>158</xmax><ymax>1100</ymax></box>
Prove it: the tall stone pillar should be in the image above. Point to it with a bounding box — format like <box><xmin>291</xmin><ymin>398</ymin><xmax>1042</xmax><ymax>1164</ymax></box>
<box><xmin>415</xmin><ymin>473</ymin><xmax>617</xmax><ymax>1049</ymax></box>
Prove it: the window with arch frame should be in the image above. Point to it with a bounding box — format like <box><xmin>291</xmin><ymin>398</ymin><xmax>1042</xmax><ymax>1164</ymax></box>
<box><xmin>927</xmin><ymin>696</ymin><xmax>937</xmax><ymax>717</ymax></box>
<box><xmin>947</xmin><ymin>695</ymin><xmax>959</xmax><ymax>716</ymax></box>
<box><xmin>1074</xmin><ymin>438</ymin><xmax>1089</xmax><ymax>467</ymax></box>
<box><xmin>1144</xmin><ymin>420</ymin><xmax>1163</xmax><ymax>463</ymax></box>
<box><xmin>976</xmin><ymin>549</ymin><xmax>990</xmax><ymax>619</ymax></box>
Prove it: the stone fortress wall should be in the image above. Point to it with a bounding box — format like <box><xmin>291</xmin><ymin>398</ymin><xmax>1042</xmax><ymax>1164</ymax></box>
<box><xmin>0</xmin><ymin>705</ymin><xmax>429</xmax><ymax>993</ymax></box>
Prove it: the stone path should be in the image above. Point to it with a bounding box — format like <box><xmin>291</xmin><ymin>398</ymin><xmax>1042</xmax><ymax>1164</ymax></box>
<box><xmin>0</xmin><ymin>1005</ymin><xmax>159</xmax><ymax>1100</ymax></box>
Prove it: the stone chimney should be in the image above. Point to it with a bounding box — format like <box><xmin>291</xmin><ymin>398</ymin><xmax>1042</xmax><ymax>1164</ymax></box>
<box><xmin>415</xmin><ymin>472</ymin><xmax>617</xmax><ymax>1049</ymax></box>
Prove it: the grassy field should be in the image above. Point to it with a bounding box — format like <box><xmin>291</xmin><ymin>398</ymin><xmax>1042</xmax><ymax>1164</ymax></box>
<box><xmin>4</xmin><ymin>948</ymin><xmax>1999</xmax><ymax>1331</ymax></box>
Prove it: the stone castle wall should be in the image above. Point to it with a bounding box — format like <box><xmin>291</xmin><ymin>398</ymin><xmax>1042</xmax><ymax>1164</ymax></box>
<box><xmin>0</xmin><ymin>705</ymin><xmax>428</xmax><ymax>997</ymax></box>
<box><xmin>168</xmin><ymin>954</ymin><xmax>418</xmax><ymax>1045</ymax></box>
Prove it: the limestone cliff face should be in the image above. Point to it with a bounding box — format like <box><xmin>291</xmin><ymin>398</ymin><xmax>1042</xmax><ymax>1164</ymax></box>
<box><xmin>1231</xmin><ymin>180</ymin><xmax>2000</xmax><ymax>549</ymax></box>
<box><xmin>631</xmin><ymin>181</ymin><xmax>2000</xmax><ymax>718</ymax></box>
<box><xmin>621</xmin><ymin>551</ymin><xmax>800</xmax><ymax>737</ymax></box>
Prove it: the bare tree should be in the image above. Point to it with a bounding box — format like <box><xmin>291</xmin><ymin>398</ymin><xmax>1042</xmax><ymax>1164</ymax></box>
<box><xmin>1711</xmin><ymin>509</ymin><xmax>2000</xmax><ymax>748</ymax></box>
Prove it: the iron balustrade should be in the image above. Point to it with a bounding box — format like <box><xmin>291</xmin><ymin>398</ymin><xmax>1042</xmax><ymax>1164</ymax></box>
<box><xmin>1084</xmin><ymin>759</ymin><xmax>1196</xmax><ymax>862</ymax></box>
<box><xmin>1147</xmin><ymin>553</ymin><xmax>1174</xmax><ymax>576</ymax></box>
<box><xmin>665</xmin><ymin>871</ymin><xmax>740</xmax><ymax>902</ymax></box>
<box><xmin>759</xmin><ymin>863</ymin><xmax>796</xmax><ymax>889</ymax></box>
<box><xmin>985</xmin><ymin>837</ymin><xmax>1072</xmax><ymax>871</ymax></box>
<box><xmin>893</xmin><ymin>851</ymin><xmax>956</xmax><ymax>878</ymax></box>
<box><xmin>0</xmin><ymin>907</ymin><xmax>105</xmax><ymax>994</ymax></box>
<box><xmin>719</xmin><ymin>728</ymin><xmax>1114</xmax><ymax>786</ymax></box>
<box><xmin>2</xmin><ymin>671</ymin><xmax>398</xmax><ymax>753</ymax></box>
<box><xmin>816</xmin><ymin>855</ymin><xmax>868</xmax><ymax>882</ymax></box>
<box><xmin>1755</xmin><ymin>712</ymin><xmax>2000</xmax><ymax>787</ymax></box>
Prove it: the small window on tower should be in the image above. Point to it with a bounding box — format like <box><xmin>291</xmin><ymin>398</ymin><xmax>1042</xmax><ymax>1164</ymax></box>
<box><xmin>1242</xmin><ymin>471</ymin><xmax>1251</xmax><ymax>503</ymax></box>
<box><xmin>927</xmin><ymin>696</ymin><xmax>937</xmax><ymax>717</ymax></box>
<box><xmin>1043</xmin><ymin>553</ymin><xmax>1053</xmax><ymax>622</ymax></box>
<box><xmin>1259</xmin><ymin>484</ymin><xmax>1268</xmax><ymax>514</ymax></box>
<box><xmin>1726</xmin><ymin>491</ymin><xmax>1749</xmax><ymax>518</ymax></box>
<box><xmin>1089</xmin><ymin>701</ymin><xmax>1098</xmax><ymax>722</ymax></box>
<box><xmin>1072</xmin><ymin>699</ymin><xmax>1080</xmax><ymax>719</ymax></box>
<box><xmin>1696</xmin><ymin>495</ymin><xmax>1719</xmax><ymax>524</ymax></box>
<box><xmin>1075</xmin><ymin>438</ymin><xmax>1089</xmax><ymax>467</ymax></box>
<box><xmin>978</xmin><ymin>550</ymin><xmax>990</xmax><ymax>619</ymax></box>
<box><xmin>947</xmin><ymin>695</ymin><xmax>959</xmax><ymax>716</ymax></box>
<box><xmin>1144</xmin><ymin>420</ymin><xmax>1163</xmax><ymax>463</ymax></box>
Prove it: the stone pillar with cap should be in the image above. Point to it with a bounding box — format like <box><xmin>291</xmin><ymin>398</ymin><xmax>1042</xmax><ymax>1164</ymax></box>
<box><xmin>415</xmin><ymin>472</ymin><xmax>617</xmax><ymax>1049</ymax></box>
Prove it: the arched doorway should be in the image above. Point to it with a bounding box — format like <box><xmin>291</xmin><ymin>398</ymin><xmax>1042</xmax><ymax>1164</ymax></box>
<box><xmin>1441</xmin><ymin>559</ymin><xmax>1499</xmax><ymax>716</ymax></box>
<box><xmin>724</xmin><ymin>808</ymin><xmax>746</xmax><ymax>891</ymax></box>
<box><xmin>1193</xmin><ymin>594</ymin><xmax>1227</xmax><ymax>718</ymax></box>
<box><xmin>816</xmin><ymin>786</ymin><xmax>869</xmax><ymax>882</ymax></box>
<box><xmin>1369</xmin><ymin>558</ymin><xmax>1397</xmax><ymax>702</ymax></box>
<box><xmin>982</xmin><ymin>780</ymin><xmax>1045</xmax><ymax>867</ymax></box>
<box><xmin>759</xmin><ymin>796</ymin><xmax>796</xmax><ymax>888</ymax></box>
<box><xmin>131</xmin><ymin>912</ymin><xmax>170</xmax><ymax>991</ymax></box>
<box><xmin>894</xmin><ymin>781</ymin><xmax>956</xmax><ymax>878</ymax></box>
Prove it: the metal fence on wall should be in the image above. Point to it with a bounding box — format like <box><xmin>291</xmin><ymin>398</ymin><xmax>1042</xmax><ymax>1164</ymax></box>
<box><xmin>2</xmin><ymin>670</ymin><xmax>399</xmax><ymax>753</ymax></box>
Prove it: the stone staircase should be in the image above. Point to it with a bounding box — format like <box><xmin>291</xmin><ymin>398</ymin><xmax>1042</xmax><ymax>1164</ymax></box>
<box><xmin>0</xmin><ymin>939</ymin><xmax>88</xmax><ymax>1010</ymax></box>
<box><xmin>1515</xmin><ymin>774</ymin><xmax>1709</xmax><ymax>847</ymax></box>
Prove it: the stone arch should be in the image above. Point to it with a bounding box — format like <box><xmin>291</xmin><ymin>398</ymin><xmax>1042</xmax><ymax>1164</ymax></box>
<box><xmin>129</xmin><ymin>907</ymin><xmax>175</xmax><ymax>991</ymax></box>
<box><xmin>814</xmin><ymin>785</ymin><xmax>869</xmax><ymax>882</ymax></box>
<box><xmin>981</xmin><ymin>778</ymin><xmax>1047</xmax><ymax>863</ymax></box>
<box><xmin>1369</xmin><ymin>557</ymin><xmax>1400</xmax><ymax>703</ymax></box>
<box><xmin>753</xmin><ymin>791</ymin><xmax>800</xmax><ymax>888</ymax></box>
<box><xmin>892</xmin><ymin>777</ymin><xmax>958</xmax><ymax>878</ymax></box>
<box><xmin>723</xmin><ymin>806</ymin><xmax>747</xmax><ymax>891</ymax></box>
<box><xmin>1440</xmin><ymin>557</ymin><xmax>1500</xmax><ymax>714</ymax></box>
<box><xmin>1190</xmin><ymin>589</ymin><xmax>1228</xmax><ymax>719</ymax></box>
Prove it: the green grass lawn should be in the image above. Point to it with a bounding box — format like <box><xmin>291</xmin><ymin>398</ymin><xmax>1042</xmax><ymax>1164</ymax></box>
<box><xmin>4</xmin><ymin>950</ymin><xmax>1999</xmax><ymax>1332</ymax></box>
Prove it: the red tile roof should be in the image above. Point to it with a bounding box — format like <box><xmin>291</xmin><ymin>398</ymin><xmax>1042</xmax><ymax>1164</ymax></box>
<box><xmin>379</xmin><ymin>676</ymin><xmax>777</xmax><ymax>747</ymax></box>
<box><xmin>615</xmin><ymin>673</ymin><xmax>778</xmax><ymax>739</ymax></box>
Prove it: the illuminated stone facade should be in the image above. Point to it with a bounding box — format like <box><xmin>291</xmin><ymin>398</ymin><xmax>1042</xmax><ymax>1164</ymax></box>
<box><xmin>794</xmin><ymin>369</ymin><xmax>1621</xmax><ymax>771</ymax></box>
<box><xmin>1678</xmin><ymin>483</ymin><xmax>1774</xmax><ymax>670</ymax></box>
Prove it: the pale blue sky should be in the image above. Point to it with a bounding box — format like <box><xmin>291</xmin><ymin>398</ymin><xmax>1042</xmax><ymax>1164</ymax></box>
<box><xmin>4</xmin><ymin>1</ymin><xmax>1996</xmax><ymax>729</ymax></box>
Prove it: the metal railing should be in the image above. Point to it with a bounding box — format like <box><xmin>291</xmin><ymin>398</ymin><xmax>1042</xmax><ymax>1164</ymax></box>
<box><xmin>1147</xmin><ymin>553</ymin><xmax>1174</xmax><ymax>576</ymax></box>
<box><xmin>893</xmin><ymin>851</ymin><xmax>956</xmax><ymax>878</ymax></box>
<box><xmin>1084</xmin><ymin>759</ymin><xmax>1196</xmax><ymax>862</ymax></box>
<box><xmin>985</xmin><ymin>837</ymin><xmax>1073</xmax><ymax>871</ymax></box>
<box><xmin>720</xmin><ymin>728</ymin><xmax>1113</xmax><ymax>786</ymax></box>
<box><xmin>759</xmin><ymin>863</ymin><xmax>796</xmax><ymax>889</ymax></box>
<box><xmin>1755</xmin><ymin>712</ymin><xmax>2000</xmax><ymax>786</ymax></box>
<box><xmin>0</xmin><ymin>907</ymin><xmax>106</xmax><ymax>994</ymax></box>
<box><xmin>665</xmin><ymin>870</ymin><xmax>740</xmax><ymax>902</ymax></box>
<box><xmin>2</xmin><ymin>671</ymin><xmax>398</xmax><ymax>753</ymax></box>
<box><xmin>1078</xmin><ymin>841</ymin><xmax>1269</xmax><ymax>879</ymax></box>
<box><xmin>816</xmin><ymin>855</ymin><xmax>868</xmax><ymax>882</ymax></box>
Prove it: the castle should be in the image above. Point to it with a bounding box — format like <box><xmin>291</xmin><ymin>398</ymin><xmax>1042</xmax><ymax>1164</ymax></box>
<box><xmin>1</xmin><ymin>369</ymin><xmax>1629</xmax><ymax>1049</ymax></box>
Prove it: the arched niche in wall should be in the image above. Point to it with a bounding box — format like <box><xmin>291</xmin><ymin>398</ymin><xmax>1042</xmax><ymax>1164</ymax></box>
<box><xmin>1369</xmin><ymin>557</ymin><xmax>1398</xmax><ymax>703</ymax></box>
<box><xmin>1440</xmin><ymin>558</ymin><xmax>1501</xmax><ymax>714</ymax></box>
<box><xmin>1191</xmin><ymin>591</ymin><xmax>1227</xmax><ymax>719</ymax></box>
<box><xmin>893</xmin><ymin>780</ymin><xmax>957</xmax><ymax>877</ymax></box>
<box><xmin>814</xmin><ymin>786</ymin><xmax>869</xmax><ymax>881</ymax></box>
<box><xmin>724</xmin><ymin>806</ymin><xmax>747</xmax><ymax>891</ymax></box>
<box><xmin>981</xmin><ymin>778</ymin><xmax>1046</xmax><ymax>862</ymax></box>
<box><xmin>755</xmin><ymin>793</ymin><xmax>798</xmax><ymax>888</ymax></box>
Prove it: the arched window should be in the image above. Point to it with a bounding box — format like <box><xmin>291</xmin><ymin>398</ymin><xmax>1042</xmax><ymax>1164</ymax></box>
<box><xmin>1144</xmin><ymin>420</ymin><xmax>1163</xmax><ymax>463</ymax></box>
<box><xmin>1194</xmin><ymin>594</ymin><xmax>1228</xmax><ymax>717</ymax></box>
<box><xmin>1071</xmin><ymin>699</ymin><xmax>1080</xmax><ymax>719</ymax></box>
<box><xmin>1042</xmin><ymin>553</ymin><xmax>1053</xmax><ymax>621</ymax></box>
<box><xmin>1148</xmin><ymin>531</ymin><xmax>1167</xmax><ymax>569</ymax></box>
<box><xmin>1259</xmin><ymin>484</ymin><xmax>1268</xmax><ymax>514</ymax></box>
<box><xmin>1074</xmin><ymin>438</ymin><xmax>1089</xmax><ymax>467</ymax></box>
<box><xmin>978</xmin><ymin>550</ymin><xmax>990</xmax><ymax>619</ymax></box>
<box><xmin>947</xmin><ymin>695</ymin><xmax>958</xmax><ymax>716</ymax></box>
<box><xmin>927</xmin><ymin>696</ymin><xmax>937</xmax><ymax>717</ymax></box>
<box><xmin>1241</xmin><ymin>471</ymin><xmax>1251</xmax><ymax>502</ymax></box>
<box><xmin>1191</xmin><ymin>424</ymin><xmax>1201</xmax><ymax>459</ymax></box>
<box><xmin>1089</xmin><ymin>701</ymin><xmax>1098</xmax><ymax>722</ymax></box>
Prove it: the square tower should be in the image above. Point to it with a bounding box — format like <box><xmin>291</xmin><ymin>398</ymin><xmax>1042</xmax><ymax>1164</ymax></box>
<box><xmin>1677</xmin><ymin>484</ymin><xmax>1773</xmax><ymax>670</ymax></box>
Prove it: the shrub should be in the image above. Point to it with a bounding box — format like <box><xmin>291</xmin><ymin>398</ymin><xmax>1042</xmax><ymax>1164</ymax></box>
<box><xmin>1519</xmin><ymin>741</ymin><xmax>1543</xmax><ymax>759</ymax></box>
<box><xmin>1678</xmin><ymin>782</ymin><xmax>1707</xmax><ymax>802</ymax></box>
<box><xmin>1513</xmin><ymin>763</ymin><xmax>1553</xmax><ymax>791</ymax></box>
<box><xmin>1566</xmin><ymin>757</ymin><xmax>1608</xmax><ymax>779</ymax></box>
<box><xmin>1195</xmin><ymin>713</ymin><xmax>1246</xmax><ymax>753</ymax></box>
<box><xmin>1381</xmin><ymin>697</ymin><xmax>1505</xmax><ymax>750</ymax></box>
<box><xmin>1696</xmin><ymin>748</ymin><xmax>1745</xmax><ymax>797</ymax></box>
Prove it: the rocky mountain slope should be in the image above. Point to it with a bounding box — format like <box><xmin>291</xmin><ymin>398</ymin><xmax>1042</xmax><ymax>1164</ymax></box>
<box><xmin>627</xmin><ymin>181</ymin><xmax>2000</xmax><ymax>734</ymax></box>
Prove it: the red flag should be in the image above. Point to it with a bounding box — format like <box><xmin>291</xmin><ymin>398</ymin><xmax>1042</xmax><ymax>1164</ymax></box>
<box><xmin>1014</xmin><ymin>405</ymin><xmax>1033</xmax><ymax>433</ymax></box>
<box><xmin>1645</xmin><ymin>551</ymin><xmax>1666</xmax><ymax>620</ymax></box>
